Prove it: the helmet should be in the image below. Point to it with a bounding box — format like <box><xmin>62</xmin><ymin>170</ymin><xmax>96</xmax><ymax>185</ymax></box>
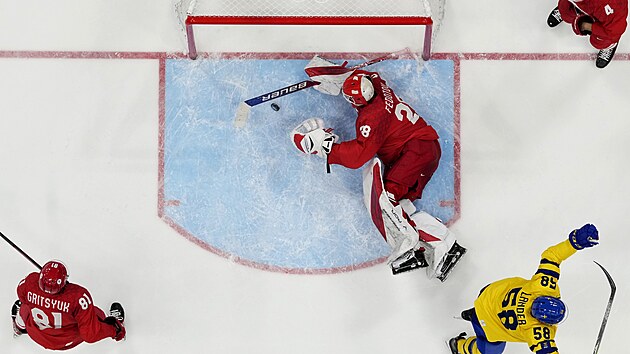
<box><xmin>38</xmin><ymin>261</ymin><xmax>68</xmax><ymax>295</ymax></box>
<box><xmin>342</xmin><ymin>72</ymin><xmax>375</xmax><ymax>106</ymax></box>
<box><xmin>531</xmin><ymin>296</ymin><xmax>566</xmax><ymax>325</ymax></box>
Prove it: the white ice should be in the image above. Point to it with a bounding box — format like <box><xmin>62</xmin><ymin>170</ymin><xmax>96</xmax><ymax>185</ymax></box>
<box><xmin>1</xmin><ymin>1</ymin><xmax>628</xmax><ymax>354</ymax></box>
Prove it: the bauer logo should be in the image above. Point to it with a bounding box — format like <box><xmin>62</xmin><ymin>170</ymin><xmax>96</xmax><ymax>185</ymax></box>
<box><xmin>261</xmin><ymin>81</ymin><xmax>309</xmax><ymax>102</ymax></box>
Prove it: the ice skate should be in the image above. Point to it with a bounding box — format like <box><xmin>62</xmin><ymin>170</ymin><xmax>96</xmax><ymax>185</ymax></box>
<box><xmin>108</xmin><ymin>302</ymin><xmax>126</xmax><ymax>341</ymax></box>
<box><xmin>390</xmin><ymin>248</ymin><xmax>428</xmax><ymax>275</ymax></box>
<box><xmin>547</xmin><ymin>7</ymin><xmax>562</xmax><ymax>27</ymax></box>
<box><xmin>109</xmin><ymin>302</ymin><xmax>125</xmax><ymax>323</ymax></box>
<box><xmin>461</xmin><ymin>308</ymin><xmax>475</xmax><ymax>322</ymax></box>
<box><xmin>448</xmin><ymin>332</ymin><xmax>467</xmax><ymax>354</ymax></box>
<box><xmin>436</xmin><ymin>242</ymin><xmax>467</xmax><ymax>282</ymax></box>
<box><xmin>11</xmin><ymin>300</ymin><xmax>26</xmax><ymax>337</ymax></box>
<box><xmin>596</xmin><ymin>43</ymin><xmax>617</xmax><ymax>68</ymax></box>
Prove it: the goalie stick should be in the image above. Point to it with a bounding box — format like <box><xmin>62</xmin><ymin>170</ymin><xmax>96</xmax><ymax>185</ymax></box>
<box><xmin>1</xmin><ymin>230</ymin><xmax>43</xmax><ymax>270</ymax></box>
<box><xmin>234</xmin><ymin>48</ymin><xmax>410</xmax><ymax>128</ymax></box>
<box><xmin>593</xmin><ymin>261</ymin><xmax>616</xmax><ymax>354</ymax></box>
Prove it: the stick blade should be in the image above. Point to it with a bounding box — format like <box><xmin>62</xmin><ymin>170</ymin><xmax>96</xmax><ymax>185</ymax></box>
<box><xmin>234</xmin><ymin>101</ymin><xmax>251</xmax><ymax>128</ymax></box>
<box><xmin>594</xmin><ymin>261</ymin><xmax>617</xmax><ymax>292</ymax></box>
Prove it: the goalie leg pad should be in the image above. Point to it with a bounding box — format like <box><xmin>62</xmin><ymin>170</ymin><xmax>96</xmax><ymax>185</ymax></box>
<box><xmin>362</xmin><ymin>158</ymin><xmax>420</xmax><ymax>263</ymax></box>
<box><xmin>409</xmin><ymin>211</ymin><xmax>462</xmax><ymax>279</ymax></box>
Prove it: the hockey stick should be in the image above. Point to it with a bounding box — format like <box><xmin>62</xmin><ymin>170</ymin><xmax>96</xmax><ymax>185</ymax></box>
<box><xmin>234</xmin><ymin>48</ymin><xmax>411</xmax><ymax>128</ymax></box>
<box><xmin>592</xmin><ymin>261</ymin><xmax>616</xmax><ymax>354</ymax></box>
<box><xmin>0</xmin><ymin>230</ymin><xmax>43</xmax><ymax>270</ymax></box>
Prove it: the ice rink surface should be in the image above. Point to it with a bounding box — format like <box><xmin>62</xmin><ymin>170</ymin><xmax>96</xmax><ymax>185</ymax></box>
<box><xmin>162</xmin><ymin>57</ymin><xmax>455</xmax><ymax>271</ymax></box>
<box><xmin>1</xmin><ymin>1</ymin><xmax>629</xmax><ymax>354</ymax></box>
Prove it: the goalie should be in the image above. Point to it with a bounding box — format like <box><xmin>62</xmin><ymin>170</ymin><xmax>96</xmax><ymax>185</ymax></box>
<box><xmin>290</xmin><ymin>68</ymin><xmax>466</xmax><ymax>281</ymax></box>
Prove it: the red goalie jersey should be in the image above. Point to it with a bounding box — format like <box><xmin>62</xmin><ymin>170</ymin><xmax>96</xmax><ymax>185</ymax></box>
<box><xmin>17</xmin><ymin>272</ymin><xmax>118</xmax><ymax>350</ymax></box>
<box><xmin>327</xmin><ymin>70</ymin><xmax>440</xmax><ymax>201</ymax></box>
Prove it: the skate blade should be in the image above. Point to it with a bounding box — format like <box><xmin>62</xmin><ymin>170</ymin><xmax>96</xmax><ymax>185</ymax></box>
<box><xmin>391</xmin><ymin>261</ymin><xmax>427</xmax><ymax>275</ymax></box>
<box><xmin>437</xmin><ymin>247</ymin><xmax>467</xmax><ymax>282</ymax></box>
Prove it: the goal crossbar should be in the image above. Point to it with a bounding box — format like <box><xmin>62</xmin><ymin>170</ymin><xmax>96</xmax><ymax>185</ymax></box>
<box><xmin>184</xmin><ymin>15</ymin><xmax>433</xmax><ymax>60</ymax></box>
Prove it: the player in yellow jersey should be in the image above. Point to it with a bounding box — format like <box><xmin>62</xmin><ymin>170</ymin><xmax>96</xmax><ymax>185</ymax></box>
<box><xmin>449</xmin><ymin>224</ymin><xmax>599</xmax><ymax>354</ymax></box>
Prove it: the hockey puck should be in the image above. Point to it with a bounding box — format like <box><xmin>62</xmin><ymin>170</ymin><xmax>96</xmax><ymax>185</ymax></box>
<box><xmin>271</xmin><ymin>103</ymin><xmax>280</xmax><ymax>111</ymax></box>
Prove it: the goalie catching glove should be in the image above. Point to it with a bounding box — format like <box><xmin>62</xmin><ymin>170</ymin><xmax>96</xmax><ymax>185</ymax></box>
<box><xmin>291</xmin><ymin>118</ymin><xmax>337</xmax><ymax>158</ymax></box>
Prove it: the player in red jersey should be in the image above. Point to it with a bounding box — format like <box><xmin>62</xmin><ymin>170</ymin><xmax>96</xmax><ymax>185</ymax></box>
<box><xmin>547</xmin><ymin>0</ymin><xmax>627</xmax><ymax>68</ymax></box>
<box><xmin>11</xmin><ymin>260</ymin><xmax>125</xmax><ymax>350</ymax></box>
<box><xmin>291</xmin><ymin>70</ymin><xmax>465</xmax><ymax>281</ymax></box>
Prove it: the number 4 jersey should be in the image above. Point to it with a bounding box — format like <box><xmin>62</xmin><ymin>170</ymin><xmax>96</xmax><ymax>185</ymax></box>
<box><xmin>16</xmin><ymin>272</ymin><xmax>117</xmax><ymax>350</ymax></box>
<box><xmin>473</xmin><ymin>240</ymin><xmax>578</xmax><ymax>353</ymax></box>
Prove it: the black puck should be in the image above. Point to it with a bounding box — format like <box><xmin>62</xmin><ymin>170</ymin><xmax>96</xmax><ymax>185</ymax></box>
<box><xmin>271</xmin><ymin>103</ymin><xmax>280</xmax><ymax>111</ymax></box>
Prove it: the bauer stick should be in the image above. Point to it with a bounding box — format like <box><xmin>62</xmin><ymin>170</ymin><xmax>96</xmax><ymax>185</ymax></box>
<box><xmin>1</xmin><ymin>230</ymin><xmax>43</xmax><ymax>270</ymax></box>
<box><xmin>592</xmin><ymin>261</ymin><xmax>616</xmax><ymax>354</ymax></box>
<box><xmin>234</xmin><ymin>48</ymin><xmax>411</xmax><ymax>128</ymax></box>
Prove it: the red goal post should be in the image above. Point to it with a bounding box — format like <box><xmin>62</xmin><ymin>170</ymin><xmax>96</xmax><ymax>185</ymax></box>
<box><xmin>174</xmin><ymin>0</ymin><xmax>441</xmax><ymax>60</ymax></box>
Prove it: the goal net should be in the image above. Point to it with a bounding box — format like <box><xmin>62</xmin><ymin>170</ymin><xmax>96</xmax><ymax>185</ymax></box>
<box><xmin>174</xmin><ymin>0</ymin><xmax>445</xmax><ymax>60</ymax></box>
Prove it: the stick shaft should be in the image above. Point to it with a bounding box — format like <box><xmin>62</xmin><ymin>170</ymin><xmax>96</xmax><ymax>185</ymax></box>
<box><xmin>593</xmin><ymin>261</ymin><xmax>616</xmax><ymax>354</ymax></box>
<box><xmin>244</xmin><ymin>80</ymin><xmax>319</xmax><ymax>106</ymax></box>
<box><xmin>0</xmin><ymin>231</ymin><xmax>42</xmax><ymax>270</ymax></box>
<box><xmin>243</xmin><ymin>48</ymin><xmax>410</xmax><ymax>107</ymax></box>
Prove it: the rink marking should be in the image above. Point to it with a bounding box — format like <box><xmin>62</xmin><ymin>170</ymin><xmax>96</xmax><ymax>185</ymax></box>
<box><xmin>3</xmin><ymin>49</ymin><xmax>623</xmax><ymax>274</ymax></box>
<box><xmin>162</xmin><ymin>215</ymin><xmax>388</xmax><ymax>275</ymax></box>
<box><xmin>3</xmin><ymin>50</ymin><xmax>629</xmax><ymax>61</ymax></box>
<box><xmin>160</xmin><ymin>55</ymin><xmax>456</xmax><ymax>273</ymax></box>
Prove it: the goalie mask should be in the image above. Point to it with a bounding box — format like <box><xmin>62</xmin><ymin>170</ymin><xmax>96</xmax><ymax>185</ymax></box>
<box><xmin>342</xmin><ymin>72</ymin><xmax>375</xmax><ymax>106</ymax></box>
<box><xmin>531</xmin><ymin>296</ymin><xmax>566</xmax><ymax>325</ymax></box>
<box><xmin>39</xmin><ymin>260</ymin><xmax>68</xmax><ymax>295</ymax></box>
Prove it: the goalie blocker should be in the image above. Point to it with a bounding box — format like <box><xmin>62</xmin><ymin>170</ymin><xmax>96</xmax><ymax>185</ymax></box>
<box><xmin>362</xmin><ymin>158</ymin><xmax>466</xmax><ymax>281</ymax></box>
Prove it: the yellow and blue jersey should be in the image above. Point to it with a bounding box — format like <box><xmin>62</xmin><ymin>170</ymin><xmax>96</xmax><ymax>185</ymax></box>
<box><xmin>473</xmin><ymin>240</ymin><xmax>576</xmax><ymax>353</ymax></box>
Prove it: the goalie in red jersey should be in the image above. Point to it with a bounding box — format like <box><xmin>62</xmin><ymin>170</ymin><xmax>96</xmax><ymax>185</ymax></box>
<box><xmin>291</xmin><ymin>69</ymin><xmax>466</xmax><ymax>281</ymax></box>
<box><xmin>547</xmin><ymin>0</ymin><xmax>627</xmax><ymax>68</ymax></box>
<box><xmin>11</xmin><ymin>260</ymin><xmax>126</xmax><ymax>350</ymax></box>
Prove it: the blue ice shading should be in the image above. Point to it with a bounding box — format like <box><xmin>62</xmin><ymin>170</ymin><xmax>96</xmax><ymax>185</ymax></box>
<box><xmin>163</xmin><ymin>56</ymin><xmax>455</xmax><ymax>271</ymax></box>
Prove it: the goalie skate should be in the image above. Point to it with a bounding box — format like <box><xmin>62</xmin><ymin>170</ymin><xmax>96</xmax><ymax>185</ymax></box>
<box><xmin>391</xmin><ymin>248</ymin><xmax>428</xmax><ymax>275</ymax></box>
<box><xmin>436</xmin><ymin>242</ymin><xmax>467</xmax><ymax>282</ymax></box>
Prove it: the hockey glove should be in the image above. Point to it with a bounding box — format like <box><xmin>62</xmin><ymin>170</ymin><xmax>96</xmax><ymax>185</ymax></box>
<box><xmin>572</xmin><ymin>15</ymin><xmax>594</xmax><ymax>36</ymax></box>
<box><xmin>102</xmin><ymin>316</ymin><xmax>126</xmax><ymax>341</ymax></box>
<box><xmin>291</xmin><ymin>118</ymin><xmax>337</xmax><ymax>158</ymax></box>
<box><xmin>569</xmin><ymin>223</ymin><xmax>599</xmax><ymax>249</ymax></box>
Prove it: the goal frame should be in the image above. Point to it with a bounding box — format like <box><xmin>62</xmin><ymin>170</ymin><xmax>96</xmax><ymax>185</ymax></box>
<box><xmin>184</xmin><ymin>15</ymin><xmax>433</xmax><ymax>60</ymax></box>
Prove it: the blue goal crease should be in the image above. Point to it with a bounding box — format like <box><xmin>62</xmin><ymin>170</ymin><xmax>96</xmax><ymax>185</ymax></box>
<box><xmin>162</xmin><ymin>57</ymin><xmax>455</xmax><ymax>271</ymax></box>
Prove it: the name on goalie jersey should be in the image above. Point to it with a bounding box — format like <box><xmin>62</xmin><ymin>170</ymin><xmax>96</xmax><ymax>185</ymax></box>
<box><xmin>261</xmin><ymin>81</ymin><xmax>309</xmax><ymax>101</ymax></box>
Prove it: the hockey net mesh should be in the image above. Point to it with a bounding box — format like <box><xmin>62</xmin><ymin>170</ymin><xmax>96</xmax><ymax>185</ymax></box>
<box><xmin>182</xmin><ymin>0</ymin><xmax>430</xmax><ymax>18</ymax></box>
<box><xmin>173</xmin><ymin>0</ymin><xmax>447</xmax><ymax>57</ymax></box>
<box><xmin>175</xmin><ymin>0</ymin><xmax>447</xmax><ymax>29</ymax></box>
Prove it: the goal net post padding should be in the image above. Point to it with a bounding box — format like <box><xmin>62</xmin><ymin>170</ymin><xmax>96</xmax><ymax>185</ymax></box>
<box><xmin>174</xmin><ymin>0</ymin><xmax>446</xmax><ymax>60</ymax></box>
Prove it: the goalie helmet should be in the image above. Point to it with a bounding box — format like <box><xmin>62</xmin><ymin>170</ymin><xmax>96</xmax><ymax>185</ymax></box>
<box><xmin>531</xmin><ymin>296</ymin><xmax>566</xmax><ymax>325</ymax></box>
<box><xmin>342</xmin><ymin>71</ymin><xmax>375</xmax><ymax>106</ymax></box>
<box><xmin>39</xmin><ymin>260</ymin><xmax>68</xmax><ymax>295</ymax></box>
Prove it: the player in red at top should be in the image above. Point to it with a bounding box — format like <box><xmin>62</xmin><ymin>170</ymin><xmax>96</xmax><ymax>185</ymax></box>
<box><xmin>547</xmin><ymin>0</ymin><xmax>627</xmax><ymax>68</ymax></box>
<box><xmin>291</xmin><ymin>69</ymin><xmax>466</xmax><ymax>281</ymax></box>
<box><xmin>11</xmin><ymin>260</ymin><xmax>126</xmax><ymax>350</ymax></box>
